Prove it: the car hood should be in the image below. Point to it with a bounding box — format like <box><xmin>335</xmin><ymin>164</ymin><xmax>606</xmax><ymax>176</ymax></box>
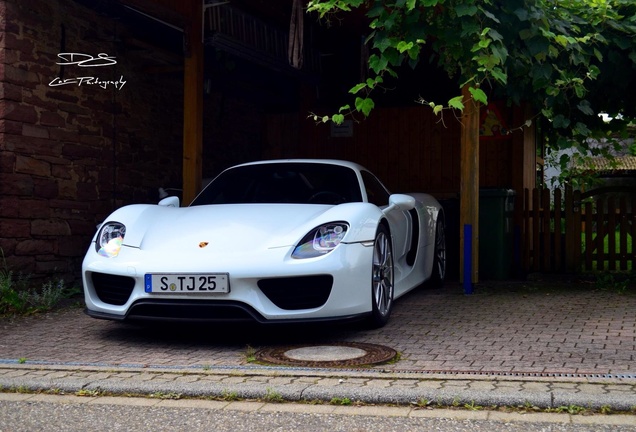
<box><xmin>117</xmin><ymin>204</ymin><xmax>341</xmax><ymax>253</ymax></box>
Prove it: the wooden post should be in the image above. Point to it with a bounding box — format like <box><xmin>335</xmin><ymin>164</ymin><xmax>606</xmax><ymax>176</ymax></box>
<box><xmin>182</xmin><ymin>0</ymin><xmax>204</xmax><ymax>205</ymax></box>
<box><xmin>459</xmin><ymin>85</ymin><xmax>480</xmax><ymax>285</ymax></box>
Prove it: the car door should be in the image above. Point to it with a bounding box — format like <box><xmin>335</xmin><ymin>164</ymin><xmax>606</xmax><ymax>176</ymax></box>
<box><xmin>360</xmin><ymin>171</ymin><xmax>412</xmax><ymax>259</ymax></box>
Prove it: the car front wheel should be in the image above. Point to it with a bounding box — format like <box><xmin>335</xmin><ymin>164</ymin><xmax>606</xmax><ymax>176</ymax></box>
<box><xmin>369</xmin><ymin>224</ymin><xmax>394</xmax><ymax>328</ymax></box>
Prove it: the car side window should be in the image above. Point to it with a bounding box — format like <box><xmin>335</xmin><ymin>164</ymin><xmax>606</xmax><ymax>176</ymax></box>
<box><xmin>361</xmin><ymin>171</ymin><xmax>390</xmax><ymax>207</ymax></box>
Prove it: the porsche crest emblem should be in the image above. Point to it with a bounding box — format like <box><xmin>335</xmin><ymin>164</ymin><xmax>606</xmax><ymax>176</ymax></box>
<box><xmin>199</xmin><ymin>242</ymin><xmax>209</xmax><ymax>248</ymax></box>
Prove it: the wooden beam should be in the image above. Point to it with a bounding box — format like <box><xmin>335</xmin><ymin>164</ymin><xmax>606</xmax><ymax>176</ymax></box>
<box><xmin>182</xmin><ymin>0</ymin><xmax>204</xmax><ymax>205</ymax></box>
<box><xmin>459</xmin><ymin>84</ymin><xmax>480</xmax><ymax>285</ymax></box>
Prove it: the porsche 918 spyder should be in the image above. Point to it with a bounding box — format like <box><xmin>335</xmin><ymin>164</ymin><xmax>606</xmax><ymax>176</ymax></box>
<box><xmin>82</xmin><ymin>159</ymin><xmax>446</xmax><ymax>327</ymax></box>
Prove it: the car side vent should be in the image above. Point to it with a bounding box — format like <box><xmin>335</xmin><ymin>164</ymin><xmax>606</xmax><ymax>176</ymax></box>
<box><xmin>91</xmin><ymin>272</ymin><xmax>135</xmax><ymax>306</ymax></box>
<box><xmin>258</xmin><ymin>275</ymin><xmax>333</xmax><ymax>310</ymax></box>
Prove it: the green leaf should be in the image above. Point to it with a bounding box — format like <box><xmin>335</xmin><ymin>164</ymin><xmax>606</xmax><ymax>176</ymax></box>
<box><xmin>383</xmin><ymin>48</ymin><xmax>401</xmax><ymax>66</ymax></box>
<box><xmin>574</xmin><ymin>83</ymin><xmax>586</xmax><ymax>98</ymax></box>
<box><xmin>448</xmin><ymin>96</ymin><xmax>465</xmax><ymax>111</ymax></box>
<box><xmin>455</xmin><ymin>4</ymin><xmax>478</xmax><ymax>17</ymax></box>
<box><xmin>322</xmin><ymin>115</ymin><xmax>329</xmax><ymax>123</ymax></box>
<box><xmin>433</xmin><ymin>104</ymin><xmax>444</xmax><ymax>115</ymax></box>
<box><xmin>407</xmin><ymin>45</ymin><xmax>420</xmax><ymax>60</ymax></box>
<box><xmin>553</xmin><ymin>115</ymin><xmax>570</xmax><ymax>128</ymax></box>
<box><xmin>397</xmin><ymin>41</ymin><xmax>414</xmax><ymax>53</ymax></box>
<box><xmin>355</xmin><ymin>97</ymin><xmax>375</xmax><ymax>117</ymax></box>
<box><xmin>373</xmin><ymin>34</ymin><xmax>392</xmax><ymax>53</ymax></box>
<box><xmin>487</xmin><ymin>29</ymin><xmax>503</xmax><ymax>42</ymax></box>
<box><xmin>577</xmin><ymin>100</ymin><xmax>594</xmax><ymax>116</ymax></box>
<box><xmin>513</xmin><ymin>8</ymin><xmax>528</xmax><ymax>21</ymax></box>
<box><xmin>525</xmin><ymin>37</ymin><xmax>550</xmax><ymax>57</ymax></box>
<box><xmin>366</xmin><ymin>4</ymin><xmax>383</xmax><ymax>17</ymax></box>
<box><xmin>481</xmin><ymin>9</ymin><xmax>500</xmax><ymax>24</ymax></box>
<box><xmin>478</xmin><ymin>38</ymin><xmax>491</xmax><ymax>49</ymax></box>
<box><xmin>368</xmin><ymin>54</ymin><xmax>388</xmax><ymax>73</ymax></box>
<box><xmin>349</xmin><ymin>83</ymin><xmax>367</xmax><ymax>94</ymax></box>
<box><xmin>491</xmin><ymin>67</ymin><xmax>507</xmax><ymax>84</ymax></box>
<box><xmin>339</xmin><ymin>104</ymin><xmax>350</xmax><ymax>113</ymax></box>
<box><xmin>519</xmin><ymin>29</ymin><xmax>534</xmax><ymax>40</ymax></box>
<box><xmin>468</xmin><ymin>87</ymin><xmax>488</xmax><ymax>104</ymax></box>
<box><xmin>574</xmin><ymin>122</ymin><xmax>591</xmax><ymax>136</ymax></box>
<box><xmin>332</xmin><ymin>114</ymin><xmax>345</xmax><ymax>125</ymax></box>
<box><xmin>546</xmin><ymin>86</ymin><xmax>560</xmax><ymax>96</ymax></box>
<box><xmin>491</xmin><ymin>44</ymin><xmax>508</xmax><ymax>64</ymax></box>
<box><xmin>554</xmin><ymin>35</ymin><xmax>567</xmax><ymax>47</ymax></box>
<box><xmin>587</xmin><ymin>65</ymin><xmax>600</xmax><ymax>79</ymax></box>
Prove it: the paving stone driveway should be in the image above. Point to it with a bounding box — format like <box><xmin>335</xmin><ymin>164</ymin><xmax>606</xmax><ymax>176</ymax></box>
<box><xmin>1</xmin><ymin>280</ymin><xmax>635</xmax><ymax>376</ymax></box>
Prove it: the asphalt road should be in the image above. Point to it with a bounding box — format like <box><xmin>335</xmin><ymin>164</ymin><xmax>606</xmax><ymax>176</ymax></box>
<box><xmin>1</xmin><ymin>397</ymin><xmax>635</xmax><ymax>432</ymax></box>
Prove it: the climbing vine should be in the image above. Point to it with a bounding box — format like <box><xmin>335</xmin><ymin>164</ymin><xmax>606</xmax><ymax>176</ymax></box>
<box><xmin>307</xmin><ymin>0</ymin><xmax>636</xmax><ymax>161</ymax></box>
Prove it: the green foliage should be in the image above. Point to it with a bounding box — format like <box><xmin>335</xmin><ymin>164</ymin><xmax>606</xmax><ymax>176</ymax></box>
<box><xmin>0</xmin><ymin>249</ymin><xmax>79</xmax><ymax>316</ymax></box>
<box><xmin>75</xmin><ymin>389</ymin><xmax>101</xmax><ymax>397</ymax></box>
<box><xmin>330</xmin><ymin>397</ymin><xmax>352</xmax><ymax>405</ymax></box>
<box><xmin>221</xmin><ymin>389</ymin><xmax>240</xmax><ymax>401</ymax></box>
<box><xmin>307</xmin><ymin>0</ymin><xmax>636</xmax><ymax>158</ymax></box>
<box><xmin>464</xmin><ymin>400</ymin><xmax>483</xmax><ymax>411</ymax></box>
<box><xmin>547</xmin><ymin>404</ymin><xmax>588</xmax><ymax>415</ymax></box>
<box><xmin>415</xmin><ymin>398</ymin><xmax>431</xmax><ymax>407</ymax></box>
<box><xmin>149</xmin><ymin>392</ymin><xmax>183</xmax><ymax>400</ymax></box>
<box><xmin>244</xmin><ymin>345</ymin><xmax>257</xmax><ymax>363</ymax></box>
<box><xmin>595</xmin><ymin>272</ymin><xmax>633</xmax><ymax>294</ymax></box>
<box><xmin>263</xmin><ymin>388</ymin><xmax>284</xmax><ymax>403</ymax></box>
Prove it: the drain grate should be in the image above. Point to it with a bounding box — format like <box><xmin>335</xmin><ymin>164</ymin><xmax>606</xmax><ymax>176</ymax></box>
<box><xmin>392</xmin><ymin>369</ymin><xmax>636</xmax><ymax>379</ymax></box>
<box><xmin>256</xmin><ymin>342</ymin><xmax>397</xmax><ymax>368</ymax></box>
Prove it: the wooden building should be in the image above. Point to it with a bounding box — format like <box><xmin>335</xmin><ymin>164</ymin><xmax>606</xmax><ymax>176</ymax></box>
<box><xmin>0</xmin><ymin>0</ymin><xmax>537</xmax><ymax>283</ymax></box>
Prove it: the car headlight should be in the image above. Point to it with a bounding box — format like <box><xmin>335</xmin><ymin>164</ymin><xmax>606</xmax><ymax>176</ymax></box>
<box><xmin>292</xmin><ymin>222</ymin><xmax>348</xmax><ymax>259</ymax></box>
<box><xmin>96</xmin><ymin>222</ymin><xmax>126</xmax><ymax>257</ymax></box>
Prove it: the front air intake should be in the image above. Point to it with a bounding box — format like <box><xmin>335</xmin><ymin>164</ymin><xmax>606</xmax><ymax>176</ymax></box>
<box><xmin>258</xmin><ymin>275</ymin><xmax>333</xmax><ymax>310</ymax></box>
<box><xmin>91</xmin><ymin>272</ymin><xmax>135</xmax><ymax>306</ymax></box>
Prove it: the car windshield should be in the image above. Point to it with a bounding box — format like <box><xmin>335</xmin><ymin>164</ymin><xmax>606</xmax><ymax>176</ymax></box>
<box><xmin>190</xmin><ymin>162</ymin><xmax>364</xmax><ymax>206</ymax></box>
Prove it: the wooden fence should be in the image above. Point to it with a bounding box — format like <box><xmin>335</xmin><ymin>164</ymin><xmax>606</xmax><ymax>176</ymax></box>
<box><xmin>522</xmin><ymin>187</ymin><xmax>635</xmax><ymax>273</ymax></box>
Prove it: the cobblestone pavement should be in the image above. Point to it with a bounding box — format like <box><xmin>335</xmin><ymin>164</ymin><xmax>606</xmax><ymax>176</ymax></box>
<box><xmin>1</xmin><ymin>279</ymin><xmax>635</xmax><ymax>411</ymax></box>
<box><xmin>2</xmin><ymin>281</ymin><xmax>635</xmax><ymax>375</ymax></box>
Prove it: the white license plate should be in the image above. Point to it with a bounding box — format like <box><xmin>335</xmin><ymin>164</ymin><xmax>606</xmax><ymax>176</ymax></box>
<box><xmin>144</xmin><ymin>274</ymin><xmax>229</xmax><ymax>294</ymax></box>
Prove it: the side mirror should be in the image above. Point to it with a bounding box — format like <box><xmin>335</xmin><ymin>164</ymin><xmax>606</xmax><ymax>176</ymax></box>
<box><xmin>384</xmin><ymin>194</ymin><xmax>416</xmax><ymax>213</ymax></box>
<box><xmin>158</xmin><ymin>196</ymin><xmax>180</xmax><ymax>207</ymax></box>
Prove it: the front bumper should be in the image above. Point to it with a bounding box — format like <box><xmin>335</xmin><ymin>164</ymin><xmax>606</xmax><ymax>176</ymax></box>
<box><xmin>82</xmin><ymin>242</ymin><xmax>373</xmax><ymax>323</ymax></box>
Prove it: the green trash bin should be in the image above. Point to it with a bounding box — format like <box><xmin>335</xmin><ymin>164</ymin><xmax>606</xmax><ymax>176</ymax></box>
<box><xmin>479</xmin><ymin>189</ymin><xmax>515</xmax><ymax>280</ymax></box>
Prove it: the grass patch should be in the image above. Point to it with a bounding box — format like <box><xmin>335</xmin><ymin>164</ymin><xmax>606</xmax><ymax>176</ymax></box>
<box><xmin>243</xmin><ymin>345</ymin><xmax>257</xmax><ymax>363</ymax></box>
<box><xmin>263</xmin><ymin>388</ymin><xmax>284</xmax><ymax>403</ymax></box>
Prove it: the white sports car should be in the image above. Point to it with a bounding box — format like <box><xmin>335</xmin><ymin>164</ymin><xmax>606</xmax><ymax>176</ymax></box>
<box><xmin>82</xmin><ymin>159</ymin><xmax>446</xmax><ymax>327</ymax></box>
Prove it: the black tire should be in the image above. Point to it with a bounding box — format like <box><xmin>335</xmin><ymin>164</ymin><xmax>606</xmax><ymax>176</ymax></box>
<box><xmin>368</xmin><ymin>224</ymin><xmax>394</xmax><ymax>328</ymax></box>
<box><xmin>429</xmin><ymin>216</ymin><xmax>446</xmax><ymax>287</ymax></box>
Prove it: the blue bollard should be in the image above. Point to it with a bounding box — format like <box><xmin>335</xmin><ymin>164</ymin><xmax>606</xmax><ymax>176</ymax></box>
<box><xmin>464</xmin><ymin>224</ymin><xmax>474</xmax><ymax>295</ymax></box>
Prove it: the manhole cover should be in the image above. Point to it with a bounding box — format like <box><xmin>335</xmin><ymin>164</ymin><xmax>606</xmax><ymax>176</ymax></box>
<box><xmin>255</xmin><ymin>342</ymin><xmax>397</xmax><ymax>368</ymax></box>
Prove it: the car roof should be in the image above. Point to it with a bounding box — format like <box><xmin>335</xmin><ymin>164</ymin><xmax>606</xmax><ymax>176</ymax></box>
<box><xmin>232</xmin><ymin>159</ymin><xmax>367</xmax><ymax>173</ymax></box>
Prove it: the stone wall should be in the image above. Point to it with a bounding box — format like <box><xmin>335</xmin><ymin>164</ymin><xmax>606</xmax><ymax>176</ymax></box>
<box><xmin>0</xmin><ymin>0</ymin><xmax>184</xmax><ymax>283</ymax></box>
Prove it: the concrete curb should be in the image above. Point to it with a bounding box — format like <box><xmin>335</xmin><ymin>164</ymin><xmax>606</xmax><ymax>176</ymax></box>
<box><xmin>2</xmin><ymin>364</ymin><xmax>636</xmax><ymax>412</ymax></box>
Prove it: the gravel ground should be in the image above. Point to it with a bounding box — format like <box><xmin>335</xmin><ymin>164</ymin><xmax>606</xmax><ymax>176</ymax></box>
<box><xmin>2</xmin><ymin>400</ymin><xmax>635</xmax><ymax>432</ymax></box>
